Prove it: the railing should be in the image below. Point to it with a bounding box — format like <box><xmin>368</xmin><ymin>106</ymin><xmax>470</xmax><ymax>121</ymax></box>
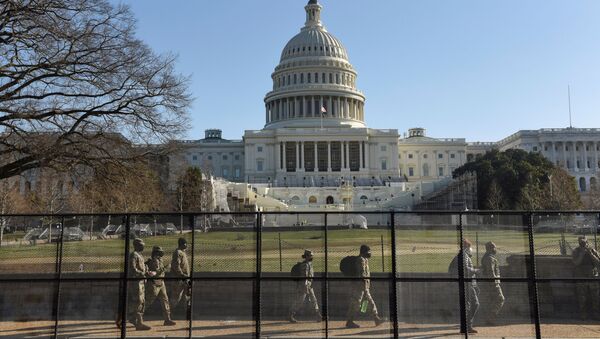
<box><xmin>0</xmin><ymin>211</ymin><xmax>599</xmax><ymax>338</ymax></box>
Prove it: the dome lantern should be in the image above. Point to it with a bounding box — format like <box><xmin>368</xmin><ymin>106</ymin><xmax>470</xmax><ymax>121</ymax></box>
<box><xmin>304</xmin><ymin>0</ymin><xmax>323</xmax><ymax>30</ymax></box>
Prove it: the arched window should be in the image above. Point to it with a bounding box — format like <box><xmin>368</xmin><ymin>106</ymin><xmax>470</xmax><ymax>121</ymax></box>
<box><xmin>579</xmin><ymin>177</ymin><xmax>587</xmax><ymax>192</ymax></box>
<box><xmin>309</xmin><ymin>196</ymin><xmax>317</xmax><ymax>204</ymax></box>
<box><xmin>423</xmin><ymin>164</ymin><xmax>429</xmax><ymax>177</ymax></box>
<box><xmin>290</xmin><ymin>196</ymin><xmax>301</xmax><ymax>204</ymax></box>
<box><xmin>326</xmin><ymin>196</ymin><xmax>335</xmax><ymax>204</ymax></box>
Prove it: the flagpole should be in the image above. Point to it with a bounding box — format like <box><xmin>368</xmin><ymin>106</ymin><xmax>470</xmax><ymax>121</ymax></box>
<box><xmin>321</xmin><ymin>112</ymin><xmax>323</xmax><ymax>130</ymax></box>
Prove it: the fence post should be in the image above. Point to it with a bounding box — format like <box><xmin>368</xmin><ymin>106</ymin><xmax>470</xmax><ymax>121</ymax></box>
<box><xmin>255</xmin><ymin>212</ymin><xmax>262</xmax><ymax>339</ymax></box>
<box><xmin>188</xmin><ymin>214</ymin><xmax>195</xmax><ymax>339</ymax></box>
<box><xmin>380</xmin><ymin>234</ymin><xmax>385</xmax><ymax>272</ymax></box>
<box><xmin>527</xmin><ymin>212</ymin><xmax>542</xmax><ymax>339</ymax></box>
<box><xmin>390</xmin><ymin>211</ymin><xmax>399</xmax><ymax>339</ymax></box>
<box><xmin>475</xmin><ymin>231</ymin><xmax>480</xmax><ymax>267</ymax></box>
<box><xmin>119</xmin><ymin>214</ymin><xmax>131</xmax><ymax>339</ymax></box>
<box><xmin>278</xmin><ymin>232</ymin><xmax>283</xmax><ymax>272</ymax></box>
<box><xmin>53</xmin><ymin>216</ymin><xmax>66</xmax><ymax>338</ymax></box>
<box><xmin>457</xmin><ymin>212</ymin><xmax>468</xmax><ymax>337</ymax></box>
<box><xmin>324</xmin><ymin>212</ymin><xmax>329</xmax><ymax>339</ymax></box>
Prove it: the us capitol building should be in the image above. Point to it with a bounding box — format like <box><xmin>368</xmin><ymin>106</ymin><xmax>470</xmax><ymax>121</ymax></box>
<box><xmin>171</xmin><ymin>0</ymin><xmax>600</xmax><ymax>206</ymax></box>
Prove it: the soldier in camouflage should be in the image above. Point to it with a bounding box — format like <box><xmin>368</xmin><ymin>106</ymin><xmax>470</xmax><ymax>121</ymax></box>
<box><xmin>127</xmin><ymin>238</ymin><xmax>153</xmax><ymax>331</ymax></box>
<box><xmin>289</xmin><ymin>250</ymin><xmax>322</xmax><ymax>323</ymax></box>
<box><xmin>146</xmin><ymin>246</ymin><xmax>177</xmax><ymax>326</ymax></box>
<box><xmin>170</xmin><ymin>237</ymin><xmax>191</xmax><ymax>311</ymax></box>
<box><xmin>572</xmin><ymin>236</ymin><xmax>600</xmax><ymax>319</ymax></box>
<box><xmin>479</xmin><ymin>241</ymin><xmax>505</xmax><ymax>325</ymax></box>
<box><xmin>345</xmin><ymin>245</ymin><xmax>384</xmax><ymax>329</ymax></box>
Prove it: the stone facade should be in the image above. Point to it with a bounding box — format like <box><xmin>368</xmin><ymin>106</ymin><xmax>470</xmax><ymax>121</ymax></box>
<box><xmin>496</xmin><ymin>128</ymin><xmax>600</xmax><ymax>192</ymax></box>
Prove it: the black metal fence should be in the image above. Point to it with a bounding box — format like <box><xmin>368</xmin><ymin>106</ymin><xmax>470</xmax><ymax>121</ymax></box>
<box><xmin>1</xmin><ymin>211</ymin><xmax>599</xmax><ymax>338</ymax></box>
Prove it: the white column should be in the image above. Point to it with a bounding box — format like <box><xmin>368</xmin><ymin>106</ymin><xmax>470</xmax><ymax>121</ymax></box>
<box><xmin>300</xmin><ymin>141</ymin><xmax>305</xmax><ymax>170</ymax></box>
<box><xmin>341</xmin><ymin>142</ymin><xmax>345</xmax><ymax>170</ymax></box>
<box><xmin>337</xmin><ymin>97</ymin><xmax>342</xmax><ymax>118</ymax></box>
<box><xmin>359</xmin><ymin>141</ymin><xmax>364</xmax><ymax>169</ymax></box>
<box><xmin>282</xmin><ymin>142</ymin><xmax>287</xmax><ymax>171</ymax></box>
<box><xmin>275</xmin><ymin>142</ymin><xmax>281</xmax><ymax>172</ymax></box>
<box><xmin>592</xmin><ymin>143</ymin><xmax>599</xmax><ymax>170</ymax></box>
<box><xmin>314</xmin><ymin>141</ymin><xmax>319</xmax><ymax>172</ymax></box>
<box><xmin>551</xmin><ymin>142</ymin><xmax>556</xmax><ymax>165</ymax></box>
<box><xmin>303</xmin><ymin>97</ymin><xmax>307</xmax><ymax>117</ymax></box>
<box><xmin>327</xmin><ymin>141</ymin><xmax>332</xmax><ymax>171</ymax></box>
<box><xmin>364</xmin><ymin>141</ymin><xmax>370</xmax><ymax>169</ymax></box>
<box><xmin>345</xmin><ymin>140</ymin><xmax>350</xmax><ymax>169</ymax></box>
<box><xmin>295</xmin><ymin>142</ymin><xmax>300</xmax><ymax>171</ymax></box>
<box><xmin>563</xmin><ymin>143</ymin><xmax>567</xmax><ymax>169</ymax></box>
<box><xmin>584</xmin><ymin>142</ymin><xmax>589</xmax><ymax>169</ymax></box>
<box><xmin>328</xmin><ymin>97</ymin><xmax>333</xmax><ymax>117</ymax></box>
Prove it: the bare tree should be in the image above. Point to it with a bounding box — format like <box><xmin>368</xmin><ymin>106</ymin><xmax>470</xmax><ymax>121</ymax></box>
<box><xmin>0</xmin><ymin>0</ymin><xmax>191</xmax><ymax>180</ymax></box>
<box><xmin>0</xmin><ymin>178</ymin><xmax>27</xmax><ymax>246</ymax></box>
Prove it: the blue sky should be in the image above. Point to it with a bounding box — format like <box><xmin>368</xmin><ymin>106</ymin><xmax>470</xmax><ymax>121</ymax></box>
<box><xmin>117</xmin><ymin>0</ymin><xmax>600</xmax><ymax>142</ymax></box>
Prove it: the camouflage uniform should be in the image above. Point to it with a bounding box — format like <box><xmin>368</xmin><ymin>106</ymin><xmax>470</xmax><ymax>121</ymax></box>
<box><xmin>128</xmin><ymin>248</ymin><xmax>147</xmax><ymax>323</ymax></box>
<box><xmin>346</xmin><ymin>256</ymin><xmax>379</xmax><ymax>322</ymax></box>
<box><xmin>461</xmin><ymin>250</ymin><xmax>479</xmax><ymax>331</ymax></box>
<box><xmin>146</xmin><ymin>251</ymin><xmax>173</xmax><ymax>322</ymax></box>
<box><xmin>572</xmin><ymin>244</ymin><xmax>600</xmax><ymax>318</ymax></box>
<box><xmin>479</xmin><ymin>251</ymin><xmax>505</xmax><ymax>322</ymax></box>
<box><xmin>170</xmin><ymin>247</ymin><xmax>191</xmax><ymax>309</ymax></box>
<box><xmin>290</xmin><ymin>260</ymin><xmax>320</xmax><ymax>317</ymax></box>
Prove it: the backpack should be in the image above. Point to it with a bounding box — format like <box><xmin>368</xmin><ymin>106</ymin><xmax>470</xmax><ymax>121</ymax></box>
<box><xmin>291</xmin><ymin>262</ymin><xmax>303</xmax><ymax>277</ymax></box>
<box><xmin>340</xmin><ymin>256</ymin><xmax>360</xmax><ymax>276</ymax></box>
<box><xmin>448</xmin><ymin>254</ymin><xmax>459</xmax><ymax>274</ymax></box>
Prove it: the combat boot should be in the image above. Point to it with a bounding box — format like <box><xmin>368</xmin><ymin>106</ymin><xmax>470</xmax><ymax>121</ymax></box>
<box><xmin>374</xmin><ymin>315</ymin><xmax>384</xmax><ymax>326</ymax></box>
<box><xmin>164</xmin><ymin>313</ymin><xmax>176</xmax><ymax>326</ymax></box>
<box><xmin>134</xmin><ymin>314</ymin><xmax>151</xmax><ymax>331</ymax></box>
<box><xmin>289</xmin><ymin>313</ymin><xmax>298</xmax><ymax>323</ymax></box>
<box><xmin>314</xmin><ymin>310</ymin><xmax>323</xmax><ymax>322</ymax></box>
<box><xmin>345</xmin><ymin>320</ymin><xmax>360</xmax><ymax>329</ymax></box>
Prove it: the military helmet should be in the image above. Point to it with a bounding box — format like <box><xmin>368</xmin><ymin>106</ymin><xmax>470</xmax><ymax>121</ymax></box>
<box><xmin>152</xmin><ymin>246</ymin><xmax>164</xmax><ymax>256</ymax></box>
<box><xmin>133</xmin><ymin>238</ymin><xmax>145</xmax><ymax>247</ymax></box>
<box><xmin>485</xmin><ymin>241</ymin><xmax>496</xmax><ymax>251</ymax></box>
<box><xmin>360</xmin><ymin>244</ymin><xmax>371</xmax><ymax>254</ymax></box>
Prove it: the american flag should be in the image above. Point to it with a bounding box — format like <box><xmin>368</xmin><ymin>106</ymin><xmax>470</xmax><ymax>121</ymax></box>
<box><xmin>320</xmin><ymin>106</ymin><xmax>327</xmax><ymax>115</ymax></box>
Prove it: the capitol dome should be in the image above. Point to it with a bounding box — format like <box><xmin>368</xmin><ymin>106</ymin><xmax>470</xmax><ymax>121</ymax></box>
<box><xmin>264</xmin><ymin>0</ymin><xmax>366</xmax><ymax>130</ymax></box>
<box><xmin>280</xmin><ymin>27</ymin><xmax>349</xmax><ymax>62</ymax></box>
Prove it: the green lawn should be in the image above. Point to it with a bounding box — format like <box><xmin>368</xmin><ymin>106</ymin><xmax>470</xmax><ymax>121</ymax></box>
<box><xmin>0</xmin><ymin>228</ymin><xmax>569</xmax><ymax>274</ymax></box>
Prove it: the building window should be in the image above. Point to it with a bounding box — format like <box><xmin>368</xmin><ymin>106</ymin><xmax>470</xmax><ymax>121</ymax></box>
<box><xmin>380</xmin><ymin>145</ymin><xmax>387</xmax><ymax>152</ymax></box>
<box><xmin>438</xmin><ymin>167</ymin><xmax>444</xmax><ymax>176</ymax></box>
<box><xmin>223</xmin><ymin>155</ymin><xmax>228</xmax><ymax>160</ymax></box>
<box><xmin>192</xmin><ymin>155</ymin><xmax>197</xmax><ymax>161</ymax></box>
<box><xmin>408</xmin><ymin>167</ymin><xmax>414</xmax><ymax>177</ymax></box>
<box><xmin>533</xmin><ymin>146</ymin><xmax>538</xmax><ymax>152</ymax></box>
<box><xmin>423</xmin><ymin>164</ymin><xmax>429</xmax><ymax>177</ymax></box>
<box><xmin>234</xmin><ymin>168</ymin><xmax>241</xmax><ymax>178</ymax></box>
<box><xmin>307</xmin><ymin>73</ymin><xmax>311</xmax><ymax>83</ymax></box>
<box><xmin>438</xmin><ymin>154</ymin><xmax>443</xmax><ymax>159</ymax></box>
<box><xmin>423</xmin><ymin>154</ymin><xmax>428</xmax><ymax>159</ymax></box>
<box><xmin>309</xmin><ymin>196</ymin><xmax>317</xmax><ymax>204</ymax></box>
<box><xmin>257</xmin><ymin>146</ymin><xmax>263</xmax><ymax>152</ymax></box>
<box><xmin>544</xmin><ymin>146</ymin><xmax>548</xmax><ymax>151</ymax></box>
<box><xmin>257</xmin><ymin>160</ymin><xmax>264</xmax><ymax>172</ymax></box>
<box><xmin>381</xmin><ymin>159</ymin><xmax>387</xmax><ymax>170</ymax></box>
<box><xmin>294</xmin><ymin>74</ymin><xmax>297</xmax><ymax>84</ymax></box>
<box><xmin>235</xmin><ymin>155</ymin><xmax>240</xmax><ymax>160</ymax></box>
<box><xmin>207</xmin><ymin>155</ymin><xmax>213</xmax><ymax>160</ymax></box>
<box><xmin>450</xmin><ymin>153</ymin><xmax>456</xmax><ymax>159</ymax></box>
<box><xmin>222</xmin><ymin>168</ymin><xmax>229</xmax><ymax>177</ymax></box>
<box><xmin>408</xmin><ymin>154</ymin><xmax>413</xmax><ymax>159</ymax></box>
<box><xmin>300</xmin><ymin>73</ymin><xmax>304</xmax><ymax>83</ymax></box>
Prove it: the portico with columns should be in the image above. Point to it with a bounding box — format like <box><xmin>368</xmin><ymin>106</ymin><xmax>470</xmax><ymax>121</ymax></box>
<box><xmin>497</xmin><ymin>128</ymin><xmax>600</xmax><ymax>192</ymax></box>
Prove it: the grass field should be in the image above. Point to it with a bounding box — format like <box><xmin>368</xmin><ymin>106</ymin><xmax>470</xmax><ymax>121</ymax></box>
<box><xmin>0</xmin><ymin>228</ymin><xmax>570</xmax><ymax>274</ymax></box>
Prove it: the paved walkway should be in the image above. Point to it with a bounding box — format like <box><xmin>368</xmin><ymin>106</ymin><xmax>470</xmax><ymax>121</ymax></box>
<box><xmin>1</xmin><ymin>320</ymin><xmax>600</xmax><ymax>338</ymax></box>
